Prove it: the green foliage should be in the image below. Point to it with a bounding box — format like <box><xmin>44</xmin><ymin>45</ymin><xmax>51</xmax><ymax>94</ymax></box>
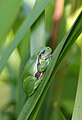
<box><xmin>72</xmin><ymin>49</ymin><xmax>82</xmax><ymax>120</ymax></box>
<box><xmin>0</xmin><ymin>0</ymin><xmax>82</xmax><ymax>120</ymax></box>
<box><xmin>0</xmin><ymin>0</ymin><xmax>21</xmax><ymax>46</ymax></box>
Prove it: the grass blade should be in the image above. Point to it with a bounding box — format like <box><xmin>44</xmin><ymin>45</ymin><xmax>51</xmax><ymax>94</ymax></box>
<box><xmin>72</xmin><ymin>48</ymin><xmax>82</xmax><ymax>120</ymax></box>
<box><xmin>0</xmin><ymin>0</ymin><xmax>21</xmax><ymax>45</ymax></box>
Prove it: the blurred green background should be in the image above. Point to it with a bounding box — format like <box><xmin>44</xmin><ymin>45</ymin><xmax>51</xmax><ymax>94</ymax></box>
<box><xmin>0</xmin><ymin>0</ymin><xmax>82</xmax><ymax>120</ymax></box>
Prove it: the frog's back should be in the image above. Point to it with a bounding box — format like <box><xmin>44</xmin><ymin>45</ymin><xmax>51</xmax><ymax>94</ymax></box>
<box><xmin>22</xmin><ymin>54</ymin><xmax>38</xmax><ymax>80</ymax></box>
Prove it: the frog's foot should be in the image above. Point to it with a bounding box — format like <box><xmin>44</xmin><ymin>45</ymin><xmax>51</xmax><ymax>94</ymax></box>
<box><xmin>23</xmin><ymin>76</ymin><xmax>35</xmax><ymax>96</ymax></box>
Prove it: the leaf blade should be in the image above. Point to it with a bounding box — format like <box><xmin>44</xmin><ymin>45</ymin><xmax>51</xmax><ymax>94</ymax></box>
<box><xmin>0</xmin><ymin>0</ymin><xmax>21</xmax><ymax>45</ymax></box>
<box><xmin>72</xmin><ymin>49</ymin><xmax>82</xmax><ymax>120</ymax></box>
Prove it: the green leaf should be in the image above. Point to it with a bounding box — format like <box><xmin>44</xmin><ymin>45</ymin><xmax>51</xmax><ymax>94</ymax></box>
<box><xmin>45</xmin><ymin>0</ymin><xmax>55</xmax><ymax>33</ymax></box>
<box><xmin>0</xmin><ymin>0</ymin><xmax>51</xmax><ymax>73</ymax></box>
<box><xmin>17</xmin><ymin>11</ymin><xmax>82</xmax><ymax>120</ymax></box>
<box><xmin>52</xmin><ymin>108</ymin><xmax>66</xmax><ymax>120</ymax></box>
<box><xmin>16</xmin><ymin>30</ymin><xmax>30</xmax><ymax>115</ymax></box>
<box><xmin>0</xmin><ymin>0</ymin><xmax>21</xmax><ymax>45</ymax></box>
<box><xmin>26</xmin><ymin>1</ymin><xmax>46</xmax><ymax>119</ymax></box>
<box><xmin>30</xmin><ymin>12</ymin><xmax>45</xmax><ymax>56</ymax></box>
<box><xmin>19</xmin><ymin>30</ymin><xmax>30</xmax><ymax>74</ymax></box>
<box><xmin>72</xmin><ymin>48</ymin><xmax>82</xmax><ymax>120</ymax></box>
<box><xmin>53</xmin><ymin>10</ymin><xmax>82</xmax><ymax>72</ymax></box>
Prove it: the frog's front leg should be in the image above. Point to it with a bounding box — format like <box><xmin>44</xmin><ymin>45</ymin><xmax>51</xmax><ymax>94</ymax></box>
<box><xmin>23</xmin><ymin>76</ymin><xmax>36</xmax><ymax>96</ymax></box>
<box><xmin>34</xmin><ymin>72</ymin><xmax>44</xmax><ymax>89</ymax></box>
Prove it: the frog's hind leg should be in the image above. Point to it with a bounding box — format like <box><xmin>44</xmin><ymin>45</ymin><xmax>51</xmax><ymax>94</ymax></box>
<box><xmin>23</xmin><ymin>76</ymin><xmax>35</xmax><ymax>96</ymax></box>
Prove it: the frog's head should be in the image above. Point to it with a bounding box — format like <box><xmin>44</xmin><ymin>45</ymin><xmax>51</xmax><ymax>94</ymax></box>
<box><xmin>37</xmin><ymin>47</ymin><xmax>52</xmax><ymax>72</ymax></box>
<box><xmin>39</xmin><ymin>47</ymin><xmax>52</xmax><ymax>58</ymax></box>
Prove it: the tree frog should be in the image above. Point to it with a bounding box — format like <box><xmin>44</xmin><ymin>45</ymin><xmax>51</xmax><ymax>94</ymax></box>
<box><xmin>22</xmin><ymin>47</ymin><xmax>52</xmax><ymax>96</ymax></box>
